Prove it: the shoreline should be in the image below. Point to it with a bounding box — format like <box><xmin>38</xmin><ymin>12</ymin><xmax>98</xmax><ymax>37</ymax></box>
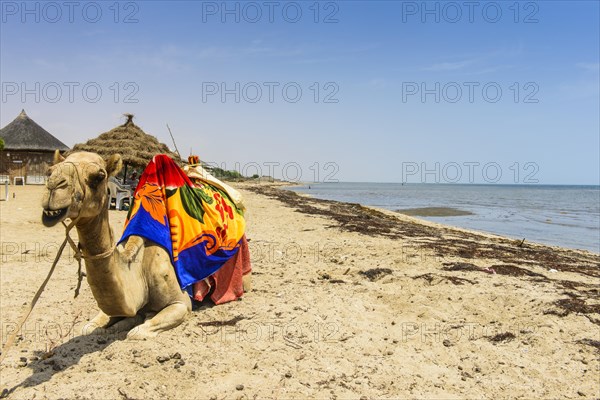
<box><xmin>243</xmin><ymin>182</ymin><xmax>600</xmax><ymax>264</ymax></box>
<box><xmin>1</xmin><ymin>184</ymin><xmax>599</xmax><ymax>399</ymax></box>
<box><xmin>283</xmin><ymin>183</ymin><xmax>600</xmax><ymax>254</ymax></box>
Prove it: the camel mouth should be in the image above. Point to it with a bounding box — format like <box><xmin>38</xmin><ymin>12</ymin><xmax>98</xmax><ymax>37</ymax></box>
<box><xmin>42</xmin><ymin>207</ymin><xmax>69</xmax><ymax>227</ymax></box>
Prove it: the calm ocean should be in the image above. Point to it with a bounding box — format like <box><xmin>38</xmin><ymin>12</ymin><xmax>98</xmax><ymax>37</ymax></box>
<box><xmin>288</xmin><ymin>183</ymin><xmax>600</xmax><ymax>253</ymax></box>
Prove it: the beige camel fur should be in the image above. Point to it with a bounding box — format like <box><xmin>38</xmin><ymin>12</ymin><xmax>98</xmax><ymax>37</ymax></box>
<box><xmin>42</xmin><ymin>151</ymin><xmax>195</xmax><ymax>339</ymax></box>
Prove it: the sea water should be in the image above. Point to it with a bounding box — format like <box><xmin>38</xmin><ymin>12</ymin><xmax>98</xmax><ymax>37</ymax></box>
<box><xmin>288</xmin><ymin>183</ymin><xmax>600</xmax><ymax>253</ymax></box>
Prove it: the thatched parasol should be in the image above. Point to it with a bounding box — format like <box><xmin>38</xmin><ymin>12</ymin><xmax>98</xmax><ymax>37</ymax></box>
<box><xmin>70</xmin><ymin>114</ymin><xmax>181</xmax><ymax>183</ymax></box>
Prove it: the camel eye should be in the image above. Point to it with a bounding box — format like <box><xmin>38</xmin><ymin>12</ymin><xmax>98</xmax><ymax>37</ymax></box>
<box><xmin>88</xmin><ymin>170</ymin><xmax>107</xmax><ymax>187</ymax></box>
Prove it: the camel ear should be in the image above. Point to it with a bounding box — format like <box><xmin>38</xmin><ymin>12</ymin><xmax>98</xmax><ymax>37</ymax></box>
<box><xmin>105</xmin><ymin>154</ymin><xmax>123</xmax><ymax>177</ymax></box>
<box><xmin>53</xmin><ymin>150</ymin><xmax>65</xmax><ymax>165</ymax></box>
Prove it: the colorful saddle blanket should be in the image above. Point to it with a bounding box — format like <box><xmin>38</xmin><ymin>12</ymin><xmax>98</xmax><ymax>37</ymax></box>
<box><xmin>118</xmin><ymin>155</ymin><xmax>246</xmax><ymax>291</ymax></box>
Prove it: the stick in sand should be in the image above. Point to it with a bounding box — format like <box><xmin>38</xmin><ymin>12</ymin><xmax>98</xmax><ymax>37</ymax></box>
<box><xmin>0</xmin><ymin>235</ymin><xmax>69</xmax><ymax>364</ymax></box>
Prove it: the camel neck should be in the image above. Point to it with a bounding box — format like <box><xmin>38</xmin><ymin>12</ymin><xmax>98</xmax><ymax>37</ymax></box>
<box><xmin>76</xmin><ymin>209</ymin><xmax>140</xmax><ymax>316</ymax></box>
<box><xmin>75</xmin><ymin>209</ymin><xmax>114</xmax><ymax>258</ymax></box>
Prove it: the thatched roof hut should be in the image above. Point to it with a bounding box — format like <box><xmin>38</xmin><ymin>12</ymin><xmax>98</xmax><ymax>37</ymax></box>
<box><xmin>0</xmin><ymin>110</ymin><xmax>69</xmax><ymax>152</ymax></box>
<box><xmin>70</xmin><ymin>114</ymin><xmax>180</xmax><ymax>172</ymax></box>
<box><xmin>0</xmin><ymin>110</ymin><xmax>69</xmax><ymax>184</ymax></box>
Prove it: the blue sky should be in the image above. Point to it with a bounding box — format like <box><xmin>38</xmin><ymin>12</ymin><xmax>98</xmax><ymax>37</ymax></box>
<box><xmin>1</xmin><ymin>1</ymin><xmax>598</xmax><ymax>184</ymax></box>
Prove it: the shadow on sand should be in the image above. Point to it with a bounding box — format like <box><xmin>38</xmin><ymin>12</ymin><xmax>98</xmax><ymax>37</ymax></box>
<box><xmin>2</xmin><ymin>330</ymin><xmax>123</xmax><ymax>398</ymax></box>
<box><xmin>2</xmin><ymin>300</ymin><xmax>219</xmax><ymax>397</ymax></box>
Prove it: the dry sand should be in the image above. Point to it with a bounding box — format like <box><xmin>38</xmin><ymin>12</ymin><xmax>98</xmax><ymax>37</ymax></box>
<box><xmin>0</xmin><ymin>183</ymin><xmax>599</xmax><ymax>399</ymax></box>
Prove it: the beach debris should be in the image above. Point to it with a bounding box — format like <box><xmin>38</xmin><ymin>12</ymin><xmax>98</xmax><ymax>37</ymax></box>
<box><xmin>117</xmin><ymin>388</ymin><xmax>133</xmax><ymax>400</ymax></box>
<box><xmin>42</xmin><ymin>358</ymin><xmax>54</xmax><ymax>367</ymax></box>
<box><xmin>460</xmin><ymin>371</ymin><xmax>473</xmax><ymax>381</ymax></box>
<box><xmin>544</xmin><ymin>297</ymin><xmax>600</xmax><ymax>321</ymax></box>
<box><xmin>284</xmin><ymin>336</ymin><xmax>303</xmax><ymax>349</ymax></box>
<box><xmin>549</xmin><ymin>268</ymin><xmax>558</xmax><ymax>273</ymax></box>
<box><xmin>441</xmin><ymin>263</ymin><xmax>481</xmax><ymax>272</ymax></box>
<box><xmin>576</xmin><ymin>339</ymin><xmax>600</xmax><ymax>353</ymax></box>
<box><xmin>490</xmin><ymin>264</ymin><xmax>546</xmax><ymax>278</ymax></box>
<box><xmin>413</xmin><ymin>273</ymin><xmax>477</xmax><ymax>286</ymax></box>
<box><xmin>442</xmin><ymin>262</ymin><xmax>549</xmax><ymax>278</ymax></box>
<box><xmin>486</xmin><ymin>332</ymin><xmax>516</xmax><ymax>343</ymax></box>
<box><xmin>442</xmin><ymin>275</ymin><xmax>479</xmax><ymax>285</ymax></box>
<box><xmin>197</xmin><ymin>315</ymin><xmax>246</xmax><ymax>327</ymax></box>
<box><xmin>358</xmin><ymin>268</ymin><xmax>392</xmax><ymax>281</ymax></box>
<box><xmin>236</xmin><ymin>384</ymin><xmax>245</xmax><ymax>391</ymax></box>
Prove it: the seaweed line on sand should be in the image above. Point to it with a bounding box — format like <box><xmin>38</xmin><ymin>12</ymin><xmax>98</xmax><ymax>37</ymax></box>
<box><xmin>246</xmin><ymin>184</ymin><xmax>599</xmax><ymax>277</ymax></box>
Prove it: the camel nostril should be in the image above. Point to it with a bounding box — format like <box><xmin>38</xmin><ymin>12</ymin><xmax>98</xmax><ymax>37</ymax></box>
<box><xmin>48</xmin><ymin>177</ymin><xmax>68</xmax><ymax>190</ymax></box>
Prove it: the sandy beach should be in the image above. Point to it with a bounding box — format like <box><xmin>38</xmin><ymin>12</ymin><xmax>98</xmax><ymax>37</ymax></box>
<box><xmin>1</xmin><ymin>183</ymin><xmax>599</xmax><ymax>399</ymax></box>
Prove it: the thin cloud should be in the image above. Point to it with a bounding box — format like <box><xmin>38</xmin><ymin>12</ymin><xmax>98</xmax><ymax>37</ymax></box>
<box><xmin>576</xmin><ymin>62</ymin><xmax>600</xmax><ymax>71</ymax></box>
<box><xmin>32</xmin><ymin>58</ymin><xmax>68</xmax><ymax>72</ymax></box>
<box><xmin>366</xmin><ymin>78</ymin><xmax>386</xmax><ymax>88</ymax></box>
<box><xmin>557</xmin><ymin>79</ymin><xmax>600</xmax><ymax>100</ymax></box>
<box><xmin>421</xmin><ymin>45</ymin><xmax>525</xmax><ymax>73</ymax></box>
<box><xmin>424</xmin><ymin>59</ymin><xmax>476</xmax><ymax>71</ymax></box>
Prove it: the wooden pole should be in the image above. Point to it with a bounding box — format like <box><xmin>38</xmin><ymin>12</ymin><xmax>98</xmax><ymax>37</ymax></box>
<box><xmin>166</xmin><ymin>124</ymin><xmax>182</xmax><ymax>159</ymax></box>
<box><xmin>122</xmin><ymin>163</ymin><xmax>128</xmax><ymax>185</ymax></box>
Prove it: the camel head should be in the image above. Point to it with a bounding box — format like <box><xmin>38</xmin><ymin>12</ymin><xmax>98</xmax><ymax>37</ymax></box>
<box><xmin>42</xmin><ymin>150</ymin><xmax>123</xmax><ymax>227</ymax></box>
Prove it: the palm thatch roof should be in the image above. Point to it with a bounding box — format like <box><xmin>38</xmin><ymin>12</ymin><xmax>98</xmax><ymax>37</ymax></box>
<box><xmin>0</xmin><ymin>110</ymin><xmax>69</xmax><ymax>152</ymax></box>
<box><xmin>70</xmin><ymin>114</ymin><xmax>180</xmax><ymax>168</ymax></box>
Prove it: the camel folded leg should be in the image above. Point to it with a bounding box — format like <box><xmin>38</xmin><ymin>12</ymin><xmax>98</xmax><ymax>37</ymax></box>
<box><xmin>81</xmin><ymin>311</ymin><xmax>124</xmax><ymax>335</ymax></box>
<box><xmin>106</xmin><ymin>315</ymin><xmax>144</xmax><ymax>333</ymax></box>
<box><xmin>126</xmin><ymin>301</ymin><xmax>190</xmax><ymax>340</ymax></box>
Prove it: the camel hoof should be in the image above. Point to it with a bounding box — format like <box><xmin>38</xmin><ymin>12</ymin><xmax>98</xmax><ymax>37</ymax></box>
<box><xmin>81</xmin><ymin>323</ymin><xmax>105</xmax><ymax>336</ymax></box>
<box><xmin>126</xmin><ymin>326</ymin><xmax>158</xmax><ymax>340</ymax></box>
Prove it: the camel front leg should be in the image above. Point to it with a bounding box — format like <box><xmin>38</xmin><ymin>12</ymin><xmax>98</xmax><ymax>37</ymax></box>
<box><xmin>81</xmin><ymin>311</ymin><xmax>123</xmax><ymax>335</ymax></box>
<box><xmin>106</xmin><ymin>315</ymin><xmax>144</xmax><ymax>333</ymax></box>
<box><xmin>126</xmin><ymin>301</ymin><xmax>190</xmax><ymax>340</ymax></box>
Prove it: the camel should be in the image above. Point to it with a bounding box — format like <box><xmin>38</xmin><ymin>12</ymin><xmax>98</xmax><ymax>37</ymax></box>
<box><xmin>42</xmin><ymin>150</ymin><xmax>246</xmax><ymax>339</ymax></box>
